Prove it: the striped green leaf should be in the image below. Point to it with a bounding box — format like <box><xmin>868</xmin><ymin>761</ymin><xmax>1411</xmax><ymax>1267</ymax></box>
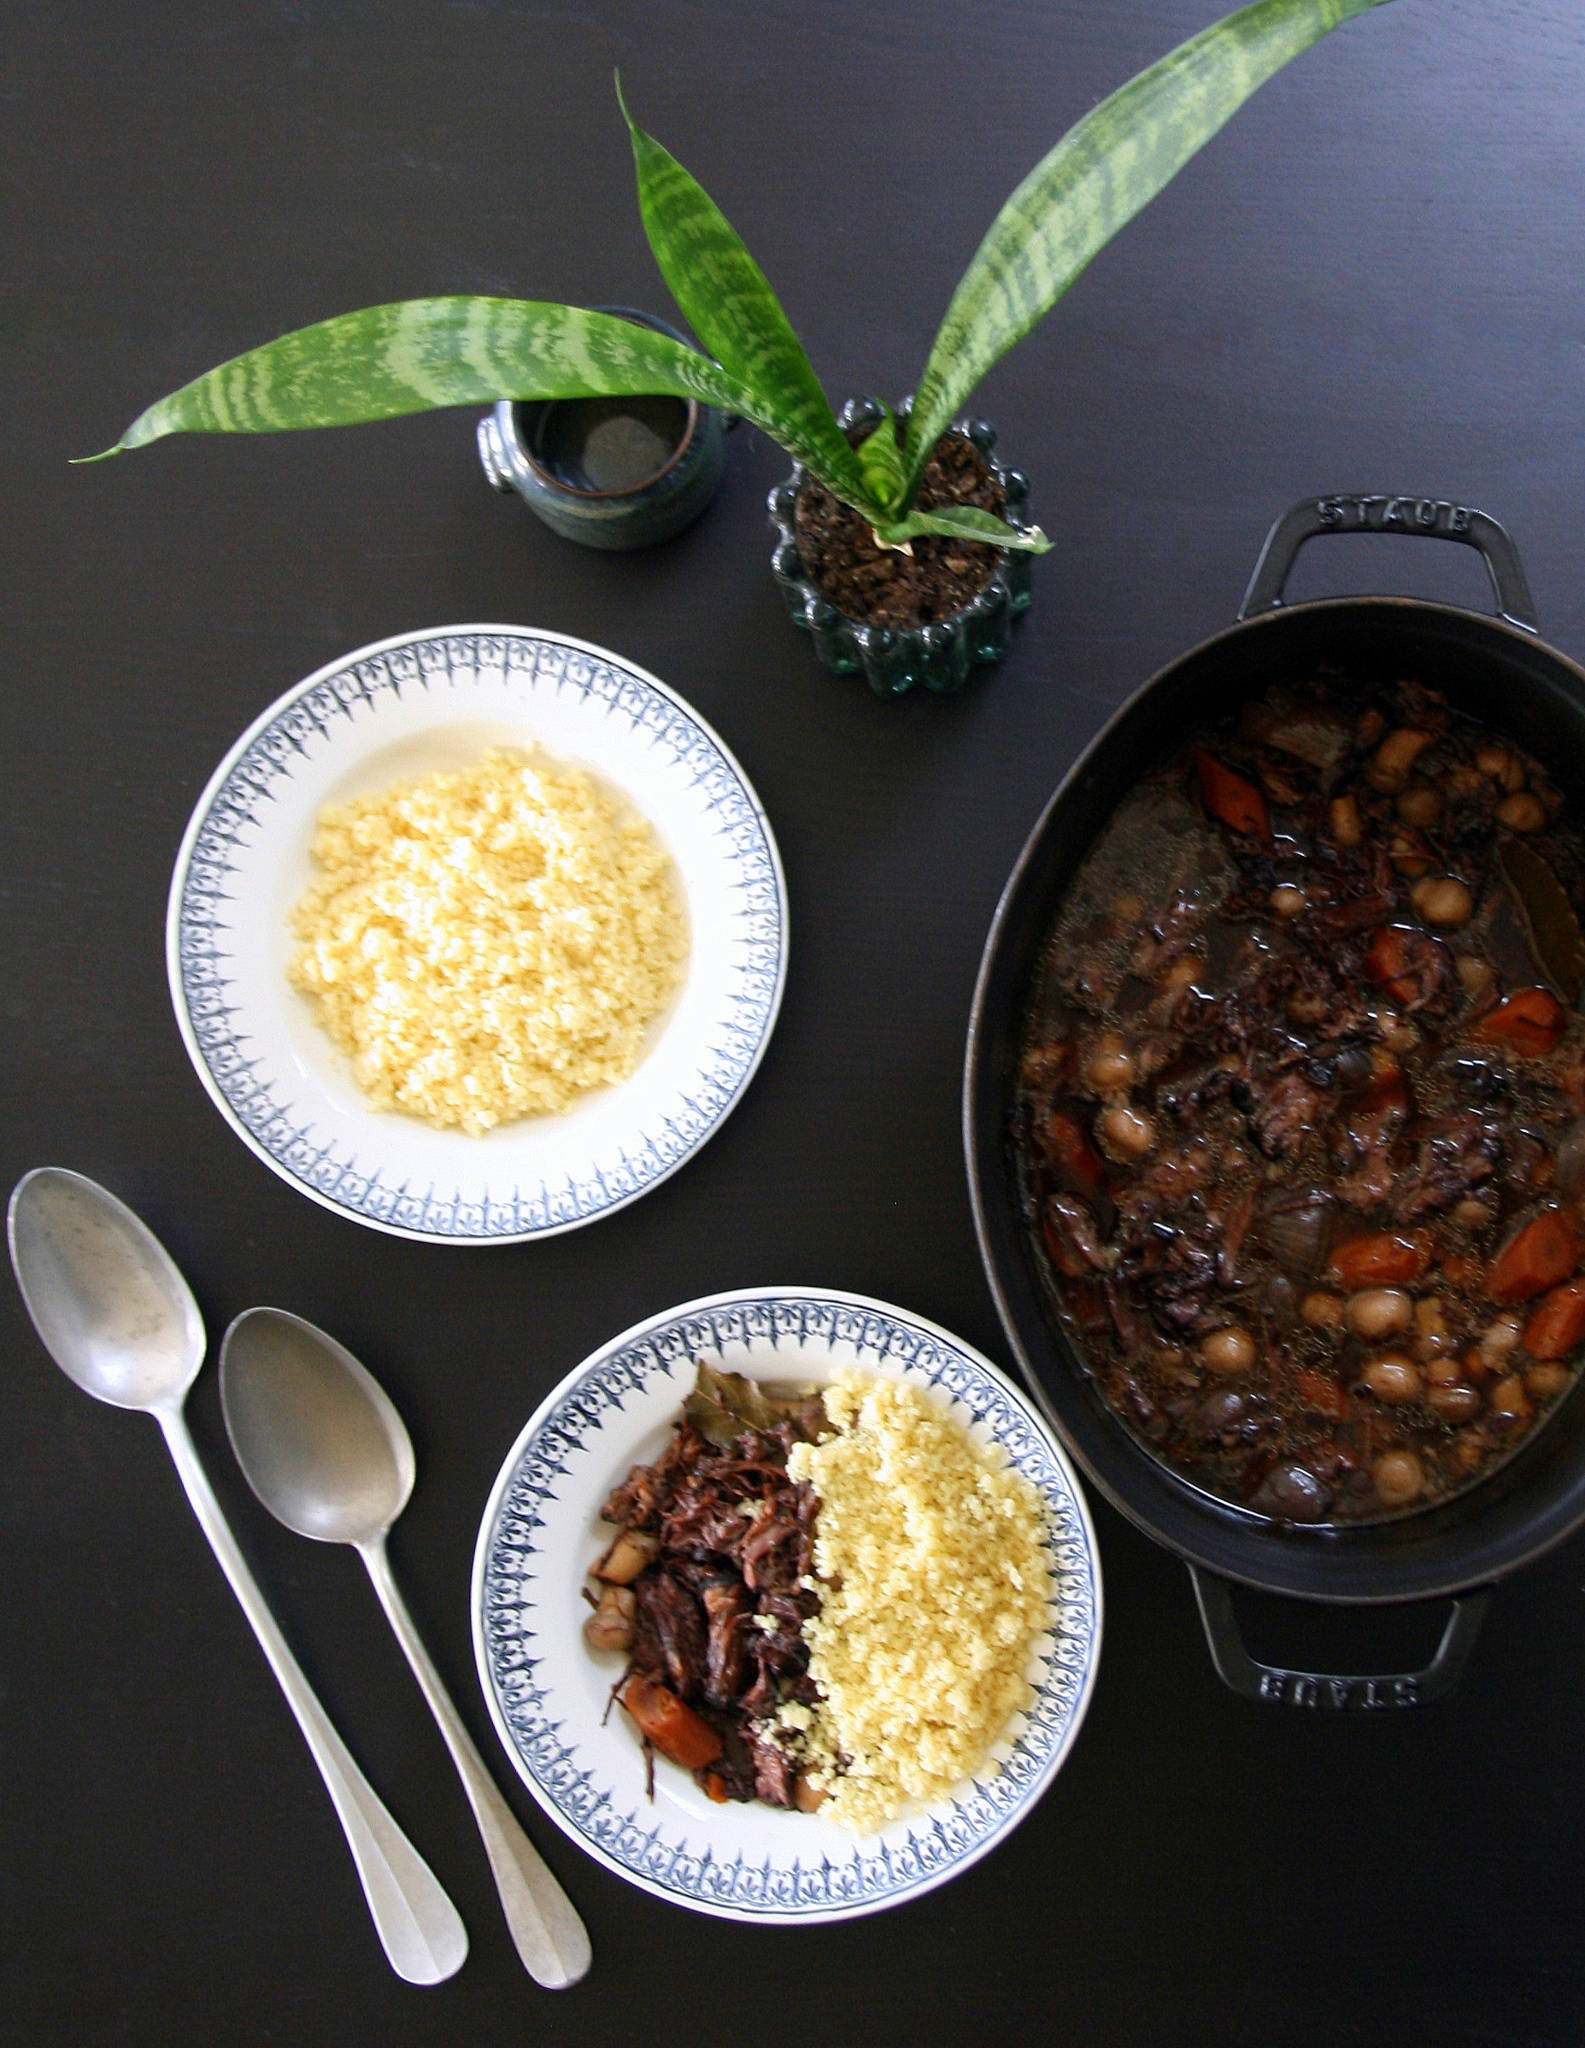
<box><xmin>90</xmin><ymin>297</ymin><xmax>864</xmax><ymax>499</ymax></box>
<box><xmin>901</xmin><ymin>0</ymin><xmax>1395</xmax><ymax>497</ymax></box>
<box><xmin>854</xmin><ymin>412</ymin><xmax>907</xmax><ymax>518</ymax></box>
<box><xmin>619</xmin><ymin>83</ymin><xmax>865</xmax><ymax>508</ymax></box>
<box><xmin>874</xmin><ymin>504</ymin><xmax>1051</xmax><ymax>555</ymax></box>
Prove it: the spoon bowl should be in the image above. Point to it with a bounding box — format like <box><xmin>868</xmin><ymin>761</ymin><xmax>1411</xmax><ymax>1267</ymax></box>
<box><xmin>7</xmin><ymin>1168</ymin><xmax>204</xmax><ymax>1411</ymax></box>
<box><xmin>222</xmin><ymin>1308</ymin><xmax>413</xmax><ymax>1546</ymax></box>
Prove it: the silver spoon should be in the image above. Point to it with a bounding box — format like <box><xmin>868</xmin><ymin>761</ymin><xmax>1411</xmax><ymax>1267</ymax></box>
<box><xmin>6</xmin><ymin>1168</ymin><xmax>468</xmax><ymax>1986</ymax></box>
<box><xmin>219</xmin><ymin>1306</ymin><xmax>592</xmax><ymax>1990</ymax></box>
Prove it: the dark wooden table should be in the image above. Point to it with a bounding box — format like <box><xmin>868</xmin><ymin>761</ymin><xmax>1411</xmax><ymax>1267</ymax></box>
<box><xmin>7</xmin><ymin>3</ymin><xmax>1585</xmax><ymax>2041</ymax></box>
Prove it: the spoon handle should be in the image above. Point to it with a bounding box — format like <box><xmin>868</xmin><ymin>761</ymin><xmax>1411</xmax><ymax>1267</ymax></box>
<box><xmin>361</xmin><ymin>1541</ymin><xmax>592</xmax><ymax>1989</ymax></box>
<box><xmin>155</xmin><ymin>1409</ymin><xmax>469</xmax><ymax>1985</ymax></box>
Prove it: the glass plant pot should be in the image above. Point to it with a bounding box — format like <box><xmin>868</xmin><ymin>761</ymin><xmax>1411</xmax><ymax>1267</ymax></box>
<box><xmin>478</xmin><ymin>307</ymin><xmax>726</xmax><ymax>551</ymax></box>
<box><xmin>767</xmin><ymin>396</ymin><xmax>1035</xmax><ymax>696</ymax></box>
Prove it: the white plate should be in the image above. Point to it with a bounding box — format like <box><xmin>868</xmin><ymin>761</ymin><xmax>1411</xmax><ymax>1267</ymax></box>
<box><xmin>167</xmin><ymin>627</ymin><xmax>787</xmax><ymax>1243</ymax></box>
<box><xmin>472</xmin><ymin>1288</ymin><xmax>1102</xmax><ymax>1922</ymax></box>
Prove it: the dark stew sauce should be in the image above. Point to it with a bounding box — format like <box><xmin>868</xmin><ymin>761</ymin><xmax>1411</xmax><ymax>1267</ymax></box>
<box><xmin>1016</xmin><ymin>675</ymin><xmax>1585</xmax><ymax>1524</ymax></box>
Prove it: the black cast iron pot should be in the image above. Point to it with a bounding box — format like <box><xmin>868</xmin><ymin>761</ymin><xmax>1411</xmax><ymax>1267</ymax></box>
<box><xmin>967</xmin><ymin>493</ymin><xmax>1585</xmax><ymax>1710</ymax></box>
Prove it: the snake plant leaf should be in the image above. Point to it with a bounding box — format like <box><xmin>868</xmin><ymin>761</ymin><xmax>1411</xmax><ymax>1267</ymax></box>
<box><xmin>874</xmin><ymin>503</ymin><xmax>1052</xmax><ymax>555</ymax></box>
<box><xmin>90</xmin><ymin>297</ymin><xmax>859</xmax><ymax>496</ymax></box>
<box><xmin>854</xmin><ymin>413</ymin><xmax>907</xmax><ymax>519</ymax></box>
<box><xmin>618</xmin><ymin>80</ymin><xmax>865</xmax><ymax>508</ymax></box>
<box><xmin>901</xmin><ymin>0</ymin><xmax>1395</xmax><ymax>497</ymax></box>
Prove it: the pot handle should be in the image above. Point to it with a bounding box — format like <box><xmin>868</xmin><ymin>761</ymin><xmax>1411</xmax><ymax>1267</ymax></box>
<box><xmin>1187</xmin><ymin>1564</ymin><xmax>1492</xmax><ymax>1709</ymax></box>
<box><xmin>1239</xmin><ymin>494</ymin><xmax>1538</xmax><ymax>634</ymax></box>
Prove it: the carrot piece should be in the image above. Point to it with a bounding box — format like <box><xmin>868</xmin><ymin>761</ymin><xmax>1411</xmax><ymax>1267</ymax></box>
<box><xmin>1294</xmin><ymin>1368</ymin><xmax>1348</xmax><ymax>1420</ymax></box>
<box><xmin>1364</xmin><ymin>926</ymin><xmax>1445</xmax><ymax>1008</ymax></box>
<box><xmin>1488</xmin><ymin>1209</ymin><xmax>1583</xmax><ymax>1305</ymax></box>
<box><xmin>1328</xmin><ymin>1230</ymin><xmax>1432</xmax><ymax>1288</ymax></box>
<box><xmin>618</xmin><ymin>1673</ymin><xmax>723</xmax><ymax>1771</ymax></box>
<box><xmin>1522</xmin><ymin>1279</ymin><xmax>1585</xmax><ymax>1360</ymax></box>
<box><xmin>1471</xmin><ymin>987</ymin><xmax>1566</xmax><ymax>1058</ymax></box>
<box><xmin>1195</xmin><ymin>750</ymin><xmax>1270</xmax><ymax>841</ymax></box>
<box><xmin>700</xmin><ymin>1769</ymin><xmax>731</xmax><ymax>1804</ymax></box>
<box><xmin>1364</xmin><ymin>926</ymin><xmax>1408</xmax><ymax>987</ymax></box>
<box><xmin>1045</xmin><ymin>1109</ymin><xmax>1104</xmax><ymax>1197</ymax></box>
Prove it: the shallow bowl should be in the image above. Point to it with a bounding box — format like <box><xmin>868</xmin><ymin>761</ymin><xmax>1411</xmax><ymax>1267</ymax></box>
<box><xmin>471</xmin><ymin>1286</ymin><xmax>1102</xmax><ymax>1922</ymax></box>
<box><xmin>168</xmin><ymin>626</ymin><xmax>786</xmax><ymax>1243</ymax></box>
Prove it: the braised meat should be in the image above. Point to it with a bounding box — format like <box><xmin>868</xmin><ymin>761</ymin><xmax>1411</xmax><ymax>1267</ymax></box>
<box><xmin>1016</xmin><ymin>675</ymin><xmax>1585</xmax><ymax>1522</ymax></box>
<box><xmin>586</xmin><ymin>1366</ymin><xmax>830</xmax><ymax>1807</ymax></box>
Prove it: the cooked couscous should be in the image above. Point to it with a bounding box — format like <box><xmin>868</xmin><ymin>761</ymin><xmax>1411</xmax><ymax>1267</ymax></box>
<box><xmin>288</xmin><ymin>745</ymin><xmax>687</xmax><ymax>1133</ymax></box>
<box><xmin>785</xmin><ymin>1369</ymin><xmax>1051</xmax><ymax>1832</ymax></box>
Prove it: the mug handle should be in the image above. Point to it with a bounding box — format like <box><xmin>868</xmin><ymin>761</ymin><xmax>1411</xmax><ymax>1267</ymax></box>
<box><xmin>1239</xmin><ymin>494</ymin><xmax>1538</xmax><ymax>634</ymax></box>
<box><xmin>1187</xmin><ymin>1564</ymin><xmax>1492</xmax><ymax>1709</ymax></box>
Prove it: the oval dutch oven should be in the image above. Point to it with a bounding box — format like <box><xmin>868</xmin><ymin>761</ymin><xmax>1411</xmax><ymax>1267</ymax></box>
<box><xmin>967</xmin><ymin>493</ymin><xmax>1585</xmax><ymax>1710</ymax></box>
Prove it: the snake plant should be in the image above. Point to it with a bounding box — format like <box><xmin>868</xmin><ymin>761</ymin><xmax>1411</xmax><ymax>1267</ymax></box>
<box><xmin>91</xmin><ymin>0</ymin><xmax>1392</xmax><ymax>556</ymax></box>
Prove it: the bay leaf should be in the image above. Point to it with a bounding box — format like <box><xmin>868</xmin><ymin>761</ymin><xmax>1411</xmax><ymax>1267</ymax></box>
<box><xmin>1498</xmin><ymin>838</ymin><xmax>1585</xmax><ymax>1007</ymax></box>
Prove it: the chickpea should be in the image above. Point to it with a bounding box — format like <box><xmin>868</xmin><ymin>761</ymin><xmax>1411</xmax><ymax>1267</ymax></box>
<box><xmin>1379</xmin><ymin>1019</ymin><xmax>1420</xmax><ymax>1055</ymax></box>
<box><xmin>1452</xmin><ymin>1197</ymin><xmax>1495</xmax><ymax>1233</ymax></box>
<box><xmin>1411</xmin><ymin>875</ymin><xmax>1474</xmax><ymax>928</ymax></box>
<box><xmin>1270</xmin><ymin>884</ymin><xmax>1307</xmax><ymax>918</ymax></box>
<box><xmin>1361</xmin><ymin>1354</ymin><xmax>1423</xmax><ymax>1404</ymax></box>
<box><xmin>1372</xmin><ymin>1449</ymin><xmax>1426</xmax><ymax>1507</ymax></box>
<box><xmin>1427</xmin><ymin>1383</ymin><xmax>1483</xmax><ymax>1424</ymax></box>
<box><xmin>1098</xmin><ymin>1103</ymin><xmax>1156</xmax><ymax>1157</ymax></box>
<box><xmin>583</xmin><ymin>1582</ymin><xmax>637</xmax><ymax>1654</ymax></box>
<box><xmin>1479</xmin><ymin>1313</ymin><xmax>1524</xmax><ymax>1364</ymax></box>
<box><xmin>1301</xmin><ymin>1290</ymin><xmax>1345</xmax><ymax>1330</ymax></box>
<box><xmin>1497</xmin><ymin>791</ymin><xmax>1546</xmax><ymax>833</ymax></box>
<box><xmin>1412</xmin><ymin>1296</ymin><xmax>1455</xmax><ymax>1358</ymax></box>
<box><xmin>1368</xmin><ymin>727</ymin><xmax>1433</xmax><ymax>791</ymax></box>
<box><xmin>1397</xmin><ymin>785</ymin><xmax>1443</xmax><ymax>828</ymax></box>
<box><xmin>594</xmin><ymin>1528</ymin><xmax>661</xmax><ymax>1584</ymax></box>
<box><xmin>1159</xmin><ymin>953</ymin><xmax>1205</xmax><ymax>993</ymax></box>
<box><xmin>1345</xmin><ymin>1288</ymin><xmax>1414</xmax><ymax>1339</ymax></box>
<box><xmin>1327</xmin><ymin>793</ymin><xmax>1363</xmax><ymax>848</ymax></box>
<box><xmin>1423</xmin><ymin>1354</ymin><xmax>1462</xmax><ymax>1386</ymax></box>
<box><xmin>1084</xmin><ymin>1032</ymin><xmax>1136</xmax><ymax>1094</ymax></box>
<box><xmin>1456</xmin><ymin>955</ymin><xmax>1494</xmax><ymax>998</ymax></box>
<box><xmin>1487</xmin><ymin>1373</ymin><xmax>1532</xmax><ymax>1421</ymax></box>
<box><xmin>1476</xmin><ymin>742</ymin><xmax>1522</xmax><ymax>788</ymax></box>
<box><xmin>1199</xmin><ymin>1325</ymin><xmax>1257</xmax><ymax>1376</ymax></box>
<box><xmin>1525</xmin><ymin>1362</ymin><xmax>1571</xmax><ymax>1401</ymax></box>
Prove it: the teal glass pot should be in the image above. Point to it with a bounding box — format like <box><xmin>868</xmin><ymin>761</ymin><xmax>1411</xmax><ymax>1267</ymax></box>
<box><xmin>768</xmin><ymin>396</ymin><xmax>1035</xmax><ymax>697</ymax></box>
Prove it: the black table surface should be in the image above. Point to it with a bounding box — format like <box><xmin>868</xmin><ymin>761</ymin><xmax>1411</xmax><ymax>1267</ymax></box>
<box><xmin>8</xmin><ymin>2</ymin><xmax>1585</xmax><ymax>2041</ymax></box>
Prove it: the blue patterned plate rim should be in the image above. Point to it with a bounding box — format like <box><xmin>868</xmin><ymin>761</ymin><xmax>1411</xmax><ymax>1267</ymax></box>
<box><xmin>470</xmin><ymin>1285</ymin><xmax>1103</xmax><ymax>1923</ymax></box>
<box><xmin>164</xmin><ymin>625</ymin><xmax>788</xmax><ymax>1245</ymax></box>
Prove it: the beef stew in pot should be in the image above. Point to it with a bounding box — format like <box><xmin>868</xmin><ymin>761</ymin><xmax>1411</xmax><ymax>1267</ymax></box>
<box><xmin>1015</xmin><ymin>674</ymin><xmax>1585</xmax><ymax>1524</ymax></box>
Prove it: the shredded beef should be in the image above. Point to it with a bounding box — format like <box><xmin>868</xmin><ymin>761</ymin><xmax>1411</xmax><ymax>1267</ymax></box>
<box><xmin>591</xmin><ymin>1386</ymin><xmax>828</xmax><ymax>1808</ymax></box>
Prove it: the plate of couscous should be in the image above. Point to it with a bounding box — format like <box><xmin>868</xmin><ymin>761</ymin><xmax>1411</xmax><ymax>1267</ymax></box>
<box><xmin>472</xmin><ymin>1287</ymin><xmax>1102</xmax><ymax>1922</ymax></box>
<box><xmin>167</xmin><ymin>626</ymin><xmax>786</xmax><ymax>1242</ymax></box>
